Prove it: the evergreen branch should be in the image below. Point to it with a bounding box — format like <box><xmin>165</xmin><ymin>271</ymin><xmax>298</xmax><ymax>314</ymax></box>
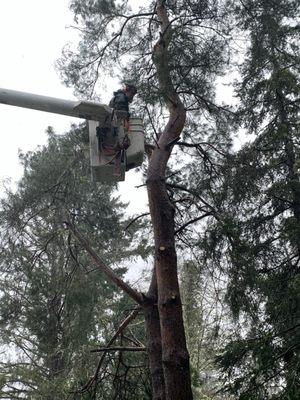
<box><xmin>77</xmin><ymin>11</ymin><xmax>157</xmax><ymax>71</ymax></box>
<box><xmin>180</xmin><ymin>90</ymin><xmax>236</xmax><ymax>115</ymax></box>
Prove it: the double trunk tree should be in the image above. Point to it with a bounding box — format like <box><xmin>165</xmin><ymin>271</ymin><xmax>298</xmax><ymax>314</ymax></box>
<box><xmin>67</xmin><ymin>3</ymin><xmax>193</xmax><ymax>398</ymax></box>
<box><xmin>60</xmin><ymin>0</ymin><xmax>231</xmax><ymax>398</ymax></box>
<box><xmin>146</xmin><ymin>2</ymin><xmax>192</xmax><ymax>397</ymax></box>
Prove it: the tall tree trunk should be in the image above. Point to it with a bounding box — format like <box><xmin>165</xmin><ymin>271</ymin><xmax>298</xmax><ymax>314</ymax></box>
<box><xmin>144</xmin><ymin>269</ymin><xmax>166</xmax><ymax>400</ymax></box>
<box><xmin>147</xmin><ymin>137</ymin><xmax>193</xmax><ymax>400</ymax></box>
<box><xmin>145</xmin><ymin>2</ymin><xmax>193</xmax><ymax>398</ymax></box>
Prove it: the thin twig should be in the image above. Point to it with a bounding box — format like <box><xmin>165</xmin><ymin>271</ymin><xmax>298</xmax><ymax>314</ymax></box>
<box><xmin>90</xmin><ymin>346</ymin><xmax>146</xmax><ymax>353</ymax></box>
<box><xmin>124</xmin><ymin>213</ymin><xmax>150</xmax><ymax>231</ymax></box>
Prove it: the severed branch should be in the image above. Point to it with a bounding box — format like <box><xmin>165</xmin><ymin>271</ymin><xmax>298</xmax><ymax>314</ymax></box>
<box><xmin>64</xmin><ymin>220</ymin><xmax>144</xmax><ymax>305</ymax></box>
<box><xmin>165</xmin><ymin>135</ymin><xmax>180</xmax><ymax>150</ymax></box>
<box><xmin>145</xmin><ymin>142</ymin><xmax>155</xmax><ymax>151</ymax></box>
<box><xmin>145</xmin><ymin>143</ymin><xmax>156</xmax><ymax>159</ymax></box>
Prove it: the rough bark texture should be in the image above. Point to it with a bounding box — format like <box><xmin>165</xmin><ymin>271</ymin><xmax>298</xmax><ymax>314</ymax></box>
<box><xmin>145</xmin><ymin>1</ymin><xmax>193</xmax><ymax>399</ymax></box>
<box><xmin>144</xmin><ymin>269</ymin><xmax>166</xmax><ymax>400</ymax></box>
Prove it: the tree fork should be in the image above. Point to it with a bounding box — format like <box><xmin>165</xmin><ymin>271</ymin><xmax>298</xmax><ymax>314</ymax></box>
<box><xmin>145</xmin><ymin>1</ymin><xmax>193</xmax><ymax>398</ymax></box>
<box><xmin>65</xmin><ymin>218</ymin><xmax>167</xmax><ymax>399</ymax></box>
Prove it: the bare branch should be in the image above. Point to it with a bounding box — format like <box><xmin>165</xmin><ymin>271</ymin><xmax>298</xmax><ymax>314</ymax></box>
<box><xmin>124</xmin><ymin>212</ymin><xmax>150</xmax><ymax>231</ymax></box>
<box><xmin>166</xmin><ymin>183</ymin><xmax>218</xmax><ymax>216</ymax></box>
<box><xmin>175</xmin><ymin>213</ymin><xmax>212</xmax><ymax>235</ymax></box>
<box><xmin>75</xmin><ymin>307</ymin><xmax>141</xmax><ymax>396</ymax></box>
<box><xmin>90</xmin><ymin>346</ymin><xmax>146</xmax><ymax>353</ymax></box>
<box><xmin>177</xmin><ymin>141</ymin><xmax>227</xmax><ymax>157</ymax></box>
<box><xmin>64</xmin><ymin>220</ymin><xmax>144</xmax><ymax>304</ymax></box>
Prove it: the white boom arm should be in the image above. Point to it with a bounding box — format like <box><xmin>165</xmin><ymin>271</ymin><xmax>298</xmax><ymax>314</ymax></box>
<box><xmin>0</xmin><ymin>87</ymin><xmax>112</xmax><ymax>122</ymax></box>
<box><xmin>0</xmin><ymin>87</ymin><xmax>144</xmax><ymax>182</ymax></box>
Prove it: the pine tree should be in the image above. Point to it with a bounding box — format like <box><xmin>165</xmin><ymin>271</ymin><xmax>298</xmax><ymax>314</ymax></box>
<box><xmin>181</xmin><ymin>261</ymin><xmax>230</xmax><ymax>399</ymax></box>
<box><xmin>58</xmin><ymin>1</ymin><xmax>234</xmax><ymax>398</ymax></box>
<box><xmin>201</xmin><ymin>1</ymin><xmax>300</xmax><ymax>398</ymax></box>
<box><xmin>0</xmin><ymin>125</ymin><xmax>148</xmax><ymax>399</ymax></box>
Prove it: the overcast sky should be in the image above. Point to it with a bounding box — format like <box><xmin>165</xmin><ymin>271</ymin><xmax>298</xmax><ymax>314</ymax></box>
<box><xmin>0</xmin><ymin>0</ymin><xmax>148</xmax><ymax>213</ymax></box>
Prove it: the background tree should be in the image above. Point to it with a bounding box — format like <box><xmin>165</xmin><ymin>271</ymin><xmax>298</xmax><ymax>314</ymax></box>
<box><xmin>4</xmin><ymin>0</ymin><xmax>299</xmax><ymax>399</ymax></box>
<box><xmin>0</xmin><ymin>126</ymin><xmax>150</xmax><ymax>399</ymax></box>
<box><xmin>181</xmin><ymin>260</ymin><xmax>231</xmax><ymax>400</ymax></box>
<box><xmin>199</xmin><ymin>1</ymin><xmax>300</xmax><ymax>398</ymax></box>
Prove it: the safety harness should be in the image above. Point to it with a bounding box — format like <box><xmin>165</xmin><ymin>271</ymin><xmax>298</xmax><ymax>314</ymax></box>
<box><xmin>96</xmin><ymin>112</ymin><xmax>131</xmax><ymax>177</ymax></box>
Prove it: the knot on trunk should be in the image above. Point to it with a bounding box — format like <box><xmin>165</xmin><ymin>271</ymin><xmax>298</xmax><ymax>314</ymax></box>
<box><xmin>160</xmin><ymin>292</ymin><xmax>180</xmax><ymax>307</ymax></box>
<box><xmin>156</xmin><ymin>245</ymin><xmax>176</xmax><ymax>262</ymax></box>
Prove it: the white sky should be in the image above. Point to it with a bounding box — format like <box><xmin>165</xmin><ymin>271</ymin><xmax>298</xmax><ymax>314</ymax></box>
<box><xmin>0</xmin><ymin>0</ymin><xmax>148</xmax><ymax>214</ymax></box>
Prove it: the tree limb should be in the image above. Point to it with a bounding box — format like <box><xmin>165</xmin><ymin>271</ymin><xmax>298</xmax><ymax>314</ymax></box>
<box><xmin>124</xmin><ymin>212</ymin><xmax>150</xmax><ymax>231</ymax></box>
<box><xmin>90</xmin><ymin>346</ymin><xmax>146</xmax><ymax>353</ymax></box>
<box><xmin>175</xmin><ymin>213</ymin><xmax>212</xmax><ymax>235</ymax></box>
<box><xmin>64</xmin><ymin>220</ymin><xmax>144</xmax><ymax>304</ymax></box>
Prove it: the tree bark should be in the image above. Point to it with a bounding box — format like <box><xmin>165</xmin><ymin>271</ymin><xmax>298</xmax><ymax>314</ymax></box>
<box><xmin>147</xmin><ymin>148</ymin><xmax>193</xmax><ymax>400</ymax></box>
<box><xmin>145</xmin><ymin>1</ymin><xmax>193</xmax><ymax>398</ymax></box>
<box><xmin>144</xmin><ymin>269</ymin><xmax>166</xmax><ymax>400</ymax></box>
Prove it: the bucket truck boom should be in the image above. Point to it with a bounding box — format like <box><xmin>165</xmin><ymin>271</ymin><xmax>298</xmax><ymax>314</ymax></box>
<box><xmin>0</xmin><ymin>88</ymin><xmax>144</xmax><ymax>182</ymax></box>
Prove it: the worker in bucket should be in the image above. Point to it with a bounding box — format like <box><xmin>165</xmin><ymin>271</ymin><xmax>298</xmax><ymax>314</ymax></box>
<box><xmin>100</xmin><ymin>83</ymin><xmax>137</xmax><ymax>177</ymax></box>
<box><xmin>109</xmin><ymin>83</ymin><xmax>137</xmax><ymax>129</ymax></box>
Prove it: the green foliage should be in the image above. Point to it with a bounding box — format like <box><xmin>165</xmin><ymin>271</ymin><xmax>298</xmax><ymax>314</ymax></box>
<box><xmin>5</xmin><ymin>0</ymin><xmax>298</xmax><ymax>398</ymax></box>
<box><xmin>201</xmin><ymin>1</ymin><xmax>300</xmax><ymax>398</ymax></box>
<box><xmin>56</xmin><ymin>0</ymin><xmax>300</xmax><ymax>397</ymax></box>
<box><xmin>58</xmin><ymin>0</ymin><xmax>234</xmax><ymax>143</ymax></box>
<box><xmin>0</xmin><ymin>126</ymin><xmax>149</xmax><ymax>399</ymax></box>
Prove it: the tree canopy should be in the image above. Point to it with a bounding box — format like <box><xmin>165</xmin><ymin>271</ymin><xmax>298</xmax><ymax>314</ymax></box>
<box><xmin>0</xmin><ymin>0</ymin><xmax>300</xmax><ymax>399</ymax></box>
<box><xmin>0</xmin><ymin>126</ymin><xmax>149</xmax><ymax>399</ymax></box>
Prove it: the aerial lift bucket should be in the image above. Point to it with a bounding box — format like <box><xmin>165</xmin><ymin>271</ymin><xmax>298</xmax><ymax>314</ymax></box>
<box><xmin>0</xmin><ymin>87</ymin><xmax>145</xmax><ymax>182</ymax></box>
